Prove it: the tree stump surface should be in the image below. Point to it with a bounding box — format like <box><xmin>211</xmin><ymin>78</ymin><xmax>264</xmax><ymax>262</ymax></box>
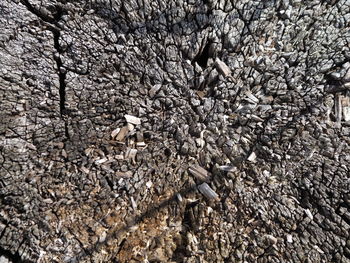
<box><xmin>1</xmin><ymin>0</ymin><xmax>350</xmax><ymax>262</ymax></box>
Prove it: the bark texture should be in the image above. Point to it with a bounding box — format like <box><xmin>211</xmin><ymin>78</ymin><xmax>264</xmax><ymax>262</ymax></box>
<box><xmin>1</xmin><ymin>0</ymin><xmax>350</xmax><ymax>262</ymax></box>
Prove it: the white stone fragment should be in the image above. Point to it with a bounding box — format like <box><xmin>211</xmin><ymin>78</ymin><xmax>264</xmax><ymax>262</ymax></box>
<box><xmin>305</xmin><ymin>209</ymin><xmax>313</xmax><ymax>220</ymax></box>
<box><xmin>247</xmin><ymin>152</ymin><xmax>257</xmax><ymax>162</ymax></box>
<box><xmin>286</xmin><ymin>234</ymin><xmax>293</xmax><ymax>243</ymax></box>
<box><xmin>146</xmin><ymin>181</ymin><xmax>153</xmax><ymax>188</ymax></box>
<box><xmin>99</xmin><ymin>231</ymin><xmax>107</xmax><ymax>243</ymax></box>
<box><xmin>136</xmin><ymin>141</ymin><xmax>146</xmax><ymax>147</ymax></box>
<box><xmin>124</xmin><ymin>114</ymin><xmax>141</xmax><ymax>125</ymax></box>
<box><xmin>343</xmin><ymin>63</ymin><xmax>350</xmax><ymax>82</ymax></box>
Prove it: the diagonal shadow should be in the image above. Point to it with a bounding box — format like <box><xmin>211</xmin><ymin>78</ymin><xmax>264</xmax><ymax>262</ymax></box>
<box><xmin>70</xmin><ymin>183</ymin><xmax>203</xmax><ymax>263</ymax></box>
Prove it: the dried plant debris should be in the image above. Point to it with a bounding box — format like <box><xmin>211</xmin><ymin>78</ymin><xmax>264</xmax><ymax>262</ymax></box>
<box><xmin>1</xmin><ymin>0</ymin><xmax>350</xmax><ymax>262</ymax></box>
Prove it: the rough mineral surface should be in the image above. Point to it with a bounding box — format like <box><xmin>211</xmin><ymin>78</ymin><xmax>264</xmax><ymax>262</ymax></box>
<box><xmin>1</xmin><ymin>0</ymin><xmax>350</xmax><ymax>262</ymax></box>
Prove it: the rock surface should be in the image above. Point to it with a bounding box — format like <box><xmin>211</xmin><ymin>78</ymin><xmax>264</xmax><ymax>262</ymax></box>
<box><xmin>1</xmin><ymin>0</ymin><xmax>350</xmax><ymax>262</ymax></box>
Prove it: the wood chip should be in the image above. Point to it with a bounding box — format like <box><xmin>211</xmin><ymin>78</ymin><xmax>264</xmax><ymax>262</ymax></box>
<box><xmin>342</xmin><ymin>96</ymin><xmax>350</xmax><ymax>121</ymax></box>
<box><xmin>335</xmin><ymin>94</ymin><xmax>342</xmax><ymax>123</ymax></box>
<box><xmin>124</xmin><ymin>114</ymin><xmax>141</xmax><ymax>125</ymax></box>
<box><xmin>80</xmin><ymin>166</ymin><xmax>90</xmax><ymax>174</ymax></box>
<box><xmin>115</xmin><ymin>154</ymin><xmax>124</xmax><ymax>160</ymax></box>
<box><xmin>111</xmin><ymin>128</ymin><xmax>120</xmax><ymax>139</ymax></box>
<box><xmin>343</xmin><ymin>107</ymin><xmax>350</xmax><ymax>121</ymax></box>
<box><xmin>136</xmin><ymin>141</ymin><xmax>146</xmax><ymax>147</ymax></box>
<box><xmin>61</xmin><ymin>149</ymin><xmax>67</xmax><ymax>159</ymax></box>
<box><xmin>215</xmin><ymin>58</ymin><xmax>231</xmax><ymax>77</ymax></box>
<box><xmin>219</xmin><ymin>165</ymin><xmax>236</xmax><ymax>172</ymax></box>
<box><xmin>305</xmin><ymin>209</ymin><xmax>313</xmax><ymax>220</ymax></box>
<box><xmin>130</xmin><ymin>196</ymin><xmax>137</xmax><ymax>210</ymax></box>
<box><xmin>196</xmin><ymin>90</ymin><xmax>206</xmax><ymax>98</ymax></box>
<box><xmin>251</xmin><ymin>114</ymin><xmax>264</xmax><ymax>122</ymax></box>
<box><xmin>198</xmin><ymin>183</ymin><xmax>219</xmax><ymax>201</ymax></box>
<box><xmin>115</xmin><ymin>171</ymin><xmax>133</xmax><ymax>178</ymax></box>
<box><xmin>125</xmin><ymin>148</ymin><xmax>137</xmax><ymax>160</ymax></box>
<box><xmin>127</xmin><ymin>123</ymin><xmax>135</xmax><ymax>131</ymax></box>
<box><xmin>52</xmin><ymin>142</ymin><xmax>64</xmax><ymax>149</ymax></box>
<box><xmin>84</xmin><ymin>147</ymin><xmax>94</xmax><ymax>156</ymax></box>
<box><xmin>245</xmin><ymin>91</ymin><xmax>259</xmax><ymax>104</ymax></box>
<box><xmin>149</xmin><ymin>84</ymin><xmax>161</xmax><ymax>98</ymax></box>
<box><xmin>95</xmin><ymin>158</ymin><xmax>108</xmax><ymax>164</ymax></box>
<box><xmin>188</xmin><ymin>164</ymin><xmax>210</xmax><ymax>181</ymax></box>
<box><xmin>116</xmin><ymin>126</ymin><xmax>129</xmax><ymax>141</ymax></box>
